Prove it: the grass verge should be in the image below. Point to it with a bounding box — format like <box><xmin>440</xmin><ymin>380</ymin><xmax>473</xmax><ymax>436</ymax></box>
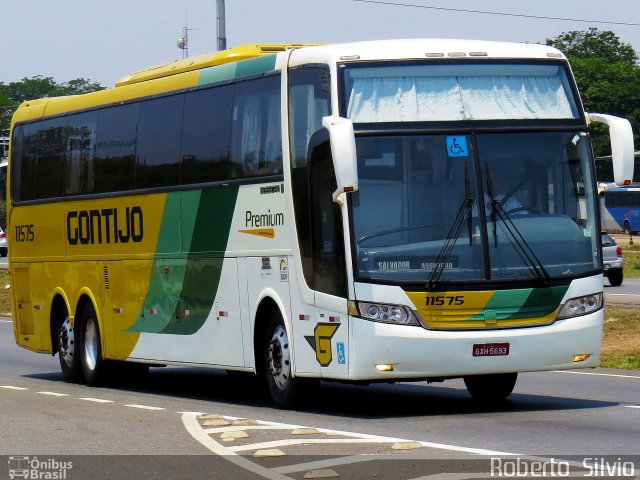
<box><xmin>601</xmin><ymin>306</ymin><xmax>640</xmax><ymax>369</ymax></box>
<box><xmin>622</xmin><ymin>244</ymin><xmax>640</xmax><ymax>279</ymax></box>
<box><xmin>612</xmin><ymin>235</ymin><xmax>640</xmax><ymax>278</ymax></box>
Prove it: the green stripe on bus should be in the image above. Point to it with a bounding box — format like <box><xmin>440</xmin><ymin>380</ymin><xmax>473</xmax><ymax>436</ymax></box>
<box><xmin>235</xmin><ymin>55</ymin><xmax>277</xmax><ymax>78</ymax></box>
<box><xmin>516</xmin><ymin>285</ymin><xmax>568</xmax><ymax>318</ymax></box>
<box><xmin>468</xmin><ymin>285</ymin><xmax>568</xmax><ymax>322</ymax></box>
<box><xmin>127</xmin><ymin>186</ymin><xmax>240</xmax><ymax>335</ymax></box>
<box><xmin>199</xmin><ymin>62</ymin><xmax>237</xmax><ymax>86</ymax></box>
<box><xmin>199</xmin><ymin>54</ymin><xmax>277</xmax><ymax>86</ymax></box>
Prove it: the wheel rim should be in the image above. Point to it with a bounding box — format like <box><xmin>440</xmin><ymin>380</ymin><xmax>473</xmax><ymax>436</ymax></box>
<box><xmin>58</xmin><ymin>316</ymin><xmax>75</xmax><ymax>368</ymax></box>
<box><xmin>83</xmin><ymin>317</ymin><xmax>98</xmax><ymax>372</ymax></box>
<box><xmin>268</xmin><ymin>325</ymin><xmax>291</xmax><ymax>391</ymax></box>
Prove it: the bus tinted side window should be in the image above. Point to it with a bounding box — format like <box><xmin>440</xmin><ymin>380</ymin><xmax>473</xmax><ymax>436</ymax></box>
<box><xmin>136</xmin><ymin>95</ymin><xmax>184</xmax><ymax>189</ymax></box>
<box><xmin>95</xmin><ymin>104</ymin><xmax>138</xmax><ymax>193</ymax></box>
<box><xmin>65</xmin><ymin>111</ymin><xmax>97</xmax><ymax>196</ymax></box>
<box><xmin>288</xmin><ymin>66</ymin><xmax>331</xmax><ymax>288</ymax></box>
<box><xmin>33</xmin><ymin>117</ymin><xmax>66</xmax><ymax>199</ymax></box>
<box><xmin>10</xmin><ymin>125</ymin><xmax>29</xmax><ymax>202</ymax></box>
<box><xmin>181</xmin><ymin>85</ymin><xmax>233</xmax><ymax>184</ymax></box>
<box><xmin>230</xmin><ymin>74</ymin><xmax>282</xmax><ymax>178</ymax></box>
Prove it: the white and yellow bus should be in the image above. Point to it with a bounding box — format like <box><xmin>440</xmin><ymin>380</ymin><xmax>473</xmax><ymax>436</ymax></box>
<box><xmin>9</xmin><ymin>40</ymin><xmax>634</xmax><ymax>407</ymax></box>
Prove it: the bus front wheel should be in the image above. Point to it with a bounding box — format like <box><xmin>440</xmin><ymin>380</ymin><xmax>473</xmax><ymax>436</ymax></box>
<box><xmin>78</xmin><ymin>303</ymin><xmax>107</xmax><ymax>385</ymax></box>
<box><xmin>463</xmin><ymin>373</ymin><xmax>517</xmax><ymax>402</ymax></box>
<box><xmin>264</xmin><ymin>312</ymin><xmax>300</xmax><ymax>408</ymax></box>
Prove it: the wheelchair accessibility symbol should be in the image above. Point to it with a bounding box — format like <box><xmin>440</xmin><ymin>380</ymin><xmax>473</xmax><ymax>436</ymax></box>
<box><xmin>446</xmin><ymin>136</ymin><xmax>469</xmax><ymax>158</ymax></box>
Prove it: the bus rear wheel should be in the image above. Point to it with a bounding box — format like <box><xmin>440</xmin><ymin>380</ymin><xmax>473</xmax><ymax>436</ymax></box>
<box><xmin>78</xmin><ymin>303</ymin><xmax>107</xmax><ymax>385</ymax></box>
<box><xmin>463</xmin><ymin>373</ymin><xmax>517</xmax><ymax>402</ymax></box>
<box><xmin>58</xmin><ymin>311</ymin><xmax>82</xmax><ymax>382</ymax></box>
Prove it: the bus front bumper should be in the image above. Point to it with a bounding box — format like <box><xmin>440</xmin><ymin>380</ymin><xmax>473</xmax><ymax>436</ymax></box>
<box><xmin>346</xmin><ymin>310</ymin><xmax>602</xmax><ymax>381</ymax></box>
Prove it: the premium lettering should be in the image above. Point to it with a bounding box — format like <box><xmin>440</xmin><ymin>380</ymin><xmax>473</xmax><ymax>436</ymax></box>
<box><xmin>67</xmin><ymin>206</ymin><xmax>144</xmax><ymax>245</ymax></box>
<box><xmin>245</xmin><ymin>210</ymin><xmax>284</xmax><ymax>228</ymax></box>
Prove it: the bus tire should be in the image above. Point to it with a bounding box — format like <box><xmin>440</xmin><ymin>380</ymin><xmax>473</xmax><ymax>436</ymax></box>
<box><xmin>78</xmin><ymin>302</ymin><xmax>107</xmax><ymax>385</ymax></box>
<box><xmin>463</xmin><ymin>373</ymin><xmax>517</xmax><ymax>402</ymax></box>
<box><xmin>264</xmin><ymin>312</ymin><xmax>300</xmax><ymax>409</ymax></box>
<box><xmin>57</xmin><ymin>310</ymin><xmax>82</xmax><ymax>383</ymax></box>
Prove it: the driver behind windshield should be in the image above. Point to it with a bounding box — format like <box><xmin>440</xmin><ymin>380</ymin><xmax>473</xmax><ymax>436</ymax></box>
<box><xmin>482</xmin><ymin>166</ymin><xmax>525</xmax><ymax>216</ymax></box>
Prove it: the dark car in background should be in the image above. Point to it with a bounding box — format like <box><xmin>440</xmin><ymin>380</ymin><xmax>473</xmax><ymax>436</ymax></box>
<box><xmin>602</xmin><ymin>232</ymin><xmax>623</xmax><ymax>286</ymax></box>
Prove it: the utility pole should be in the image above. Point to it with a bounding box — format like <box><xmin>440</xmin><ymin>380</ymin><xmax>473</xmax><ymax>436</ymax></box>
<box><xmin>217</xmin><ymin>0</ymin><xmax>227</xmax><ymax>51</ymax></box>
<box><xmin>177</xmin><ymin>11</ymin><xmax>190</xmax><ymax>59</ymax></box>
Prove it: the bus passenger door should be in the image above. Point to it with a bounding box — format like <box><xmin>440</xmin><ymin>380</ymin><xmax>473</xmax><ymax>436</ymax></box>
<box><xmin>308</xmin><ymin>142</ymin><xmax>349</xmax><ymax>377</ymax></box>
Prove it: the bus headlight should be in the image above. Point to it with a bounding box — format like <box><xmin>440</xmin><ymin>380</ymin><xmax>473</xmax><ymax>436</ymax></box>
<box><xmin>350</xmin><ymin>301</ymin><xmax>420</xmax><ymax>326</ymax></box>
<box><xmin>556</xmin><ymin>293</ymin><xmax>603</xmax><ymax>320</ymax></box>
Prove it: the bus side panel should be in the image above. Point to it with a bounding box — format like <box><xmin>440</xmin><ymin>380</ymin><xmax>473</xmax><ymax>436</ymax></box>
<box><xmin>126</xmin><ymin>257</ymin><xmax>245</xmax><ymax>366</ymax></box>
<box><xmin>107</xmin><ymin>260</ymin><xmax>148</xmax><ymax>360</ymax></box>
<box><xmin>11</xmin><ymin>265</ymin><xmax>40</xmax><ymax>352</ymax></box>
<box><xmin>10</xmin><ymin>203</ymin><xmax>66</xmax><ymax>260</ymax></box>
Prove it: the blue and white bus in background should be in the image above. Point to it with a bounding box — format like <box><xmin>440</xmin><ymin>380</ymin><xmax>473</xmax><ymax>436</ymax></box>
<box><xmin>602</xmin><ymin>186</ymin><xmax>640</xmax><ymax>235</ymax></box>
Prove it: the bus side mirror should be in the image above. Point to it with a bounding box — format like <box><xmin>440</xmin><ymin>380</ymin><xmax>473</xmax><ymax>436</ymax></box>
<box><xmin>322</xmin><ymin>116</ymin><xmax>358</xmax><ymax>203</ymax></box>
<box><xmin>588</xmin><ymin>113</ymin><xmax>634</xmax><ymax>186</ymax></box>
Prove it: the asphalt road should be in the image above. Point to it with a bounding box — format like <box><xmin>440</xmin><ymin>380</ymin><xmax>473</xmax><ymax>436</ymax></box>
<box><xmin>605</xmin><ymin>277</ymin><xmax>640</xmax><ymax>307</ymax></box>
<box><xmin>1</xmin><ymin>319</ymin><xmax>639</xmax><ymax>480</ymax></box>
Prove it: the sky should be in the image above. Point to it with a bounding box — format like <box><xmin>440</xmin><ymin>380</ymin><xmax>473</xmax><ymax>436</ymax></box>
<box><xmin>2</xmin><ymin>0</ymin><xmax>640</xmax><ymax>88</ymax></box>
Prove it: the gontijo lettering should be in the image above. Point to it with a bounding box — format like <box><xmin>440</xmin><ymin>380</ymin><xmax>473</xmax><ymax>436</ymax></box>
<box><xmin>67</xmin><ymin>206</ymin><xmax>144</xmax><ymax>245</ymax></box>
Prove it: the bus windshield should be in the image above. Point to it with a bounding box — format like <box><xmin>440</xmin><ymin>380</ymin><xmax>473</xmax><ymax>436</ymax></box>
<box><xmin>349</xmin><ymin>131</ymin><xmax>600</xmax><ymax>284</ymax></box>
<box><xmin>342</xmin><ymin>61</ymin><xmax>580</xmax><ymax>122</ymax></box>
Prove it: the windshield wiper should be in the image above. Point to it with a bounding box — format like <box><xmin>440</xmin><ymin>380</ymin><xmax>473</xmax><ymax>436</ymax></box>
<box><xmin>490</xmin><ymin>200</ymin><xmax>551</xmax><ymax>285</ymax></box>
<box><xmin>427</xmin><ymin>162</ymin><xmax>475</xmax><ymax>291</ymax></box>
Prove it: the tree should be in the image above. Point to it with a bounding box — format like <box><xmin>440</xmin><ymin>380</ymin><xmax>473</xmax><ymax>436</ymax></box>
<box><xmin>0</xmin><ymin>76</ymin><xmax>104</xmax><ymax>133</ymax></box>
<box><xmin>546</xmin><ymin>28</ymin><xmax>640</xmax><ymax>158</ymax></box>
<box><xmin>547</xmin><ymin>28</ymin><xmax>638</xmax><ymax>63</ymax></box>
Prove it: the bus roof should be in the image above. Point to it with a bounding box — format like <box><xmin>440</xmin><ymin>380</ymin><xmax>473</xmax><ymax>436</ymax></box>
<box><xmin>10</xmin><ymin>39</ymin><xmax>567</xmax><ymax>126</ymax></box>
<box><xmin>287</xmin><ymin>38</ymin><xmax>567</xmax><ymax>67</ymax></box>
<box><xmin>116</xmin><ymin>44</ymin><xmax>317</xmax><ymax>87</ymax></box>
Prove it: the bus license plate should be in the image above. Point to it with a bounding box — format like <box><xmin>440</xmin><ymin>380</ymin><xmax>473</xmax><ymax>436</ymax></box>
<box><xmin>473</xmin><ymin>343</ymin><xmax>510</xmax><ymax>357</ymax></box>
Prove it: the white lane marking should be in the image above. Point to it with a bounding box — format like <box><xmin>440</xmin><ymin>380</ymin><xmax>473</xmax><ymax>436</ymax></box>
<box><xmin>623</xmin><ymin>405</ymin><xmax>640</xmax><ymax>409</ymax></box>
<box><xmin>182</xmin><ymin>412</ymin><xmax>292</xmax><ymax>480</ymax></box>
<box><xmin>185</xmin><ymin>412</ymin><xmax>520</xmax><ymax>458</ymax></box>
<box><xmin>124</xmin><ymin>404</ymin><xmax>165</xmax><ymax>411</ymax></box>
<box><xmin>37</xmin><ymin>391</ymin><xmax>70</xmax><ymax>397</ymax></box>
<box><xmin>228</xmin><ymin>438</ymin><xmax>402</xmax><ymax>453</ymax></box>
<box><xmin>274</xmin><ymin>455</ymin><xmax>384</xmax><ymax>475</ymax></box>
<box><xmin>553</xmin><ymin>370</ymin><xmax>640</xmax><ymax>380</ymax></box>
<box><xmin>79</xmin><ymin>397</ymin><xmax>114</xmax><ymax>403</ymax></box>
<box><xmin>606</xmin><ymin>293</ymin><xmax>640</xmax><ymax>297</ymax></box>
<box><xmin>0</xmin><ymin>385</ymin><xmax>28</xmax><ymax>390</ymax></box>
<box><xmin>0</xmin><ymin>319</ymin><xmax>12</xmax><ymax>323</ymax></box>
<box><xmin>252</xmin><ymin>419</ymin><xmax>518</xmax><ymax>457</ymax></box>
<box><xmin>203</xmin><ymin>425</ymin><xmax>296</xmax><ymax>434</ymax></box>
